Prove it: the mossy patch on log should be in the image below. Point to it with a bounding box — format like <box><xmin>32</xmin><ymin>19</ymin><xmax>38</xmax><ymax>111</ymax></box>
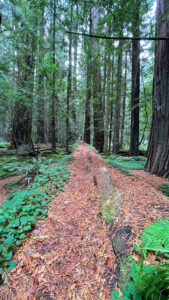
<box><xmin>98</xmin><ymin>167</ymin><xmax>123</xmax><ymax>224</ymax></box>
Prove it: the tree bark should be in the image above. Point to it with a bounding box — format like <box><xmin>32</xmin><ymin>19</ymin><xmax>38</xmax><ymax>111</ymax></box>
<box><xmin>92</xmin><ymin>6</ymin><xmax>104</xmax><ymax>152</ymax></box>
<box><xmin>145</xmin><ymin>0</ymin><xmax>169</xmax><ymax>178</ymax></box>
<box><xmin>120</xmin><ymin>51</ymin><xmax>128</xmax><ymax>148</ymax></box>
<box><xmin>10</xmin><ymin>1</ymin><xmax>36</xmax><ymax>148</ymax></box>
<box><xmin>113</xmin><ymin>40</ymin><xmax>123</xmax><ymax>154</ymax></box>
<box><xmin>51</xmin><ymin>0</ymin><xmax>57</xmax><ymax>149</ymax></box>
<box><xmin>109</xmin><ymin>53</ymin><xmax>114</xmax><ymax>152</ymax></box>
<box><xmin>72</xmin><ymin>2</ymin><xmax>78</xmax><ymax>141</ymax></box>
<box><xmin>84</xmin><ymin>9</ymin><xmax>92</xmax><ymax>144</ymax></box>
<box><xmin>103</xmin><ymin>52</ymin><xmax>107</xmax><ymax>152</ymax></box>
<box><xmin>130</xmin><ymin>8</ymin><xmax>140</xmax><ymax>156</ymax></box>
<box><xmin>66</xmin><ymin>1</ymin><xmax>73</xmax><ymax>153</ymax></box>
<box><xmin>37</xmin><ymin>7</ymin><xmax>45</xmax><ymax>143</ymax></box>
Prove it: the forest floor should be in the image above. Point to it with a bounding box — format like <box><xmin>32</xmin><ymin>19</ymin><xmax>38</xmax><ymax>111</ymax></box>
<box><xmin>0</xmin><ymin>142</ymin><xmax>169</xmax><ymax>300</ymax></box>
<box><xmin>0</xmin><ymin>176</ymin><xmax>21</xmax><ymax>207</ymax></box>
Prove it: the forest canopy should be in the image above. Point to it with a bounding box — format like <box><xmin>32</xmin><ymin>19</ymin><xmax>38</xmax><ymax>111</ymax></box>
<box><xmin>0</xmin><ymin>0</ymin><xmax>169</xmax><ymax>178</ymax></box>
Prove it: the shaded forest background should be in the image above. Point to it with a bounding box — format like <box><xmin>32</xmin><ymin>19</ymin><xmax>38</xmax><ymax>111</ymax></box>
<box><xmin>0</xmin><ymin>0</ymin><xmax>169</xmax><ymax>177</ymax></box>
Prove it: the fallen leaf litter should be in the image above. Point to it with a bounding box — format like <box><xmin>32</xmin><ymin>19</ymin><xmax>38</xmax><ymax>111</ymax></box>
<box><xmin>1</xmin><ymin>142</ymin><xmax>168</xmax><ymax>299</ymax></box>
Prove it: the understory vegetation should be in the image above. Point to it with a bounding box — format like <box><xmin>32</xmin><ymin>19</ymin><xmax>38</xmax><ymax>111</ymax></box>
<box><xmin>111</xmin><ymin>218</ymin><xmax>169</xmax><ymax>299</ymax></box>
<box><xmin>0</xmin><ymin>0</ymin><xmax>169</xmax><ymax>296</ymax></box>
<box><xmin>160</xmin><ymin>184</ymin><xmax>169</xmax><ymax>197</ymax></box>
<box><xmin>0</xmin><ymin>147</ymin><xmax>66</xmax><ymax>179</ymax></box>
<box><xmin>0</xmin><ymin>153</ymin><xmax>72</xmax><ymax>280</ymax></box>
<box><xmin>101</xmin><ymin>154</ymin><xmax>147</xmax><ymax>175</ymax></box>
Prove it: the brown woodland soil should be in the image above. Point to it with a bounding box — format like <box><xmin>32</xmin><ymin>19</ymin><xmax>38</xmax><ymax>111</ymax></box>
<box><xmin>131</xmin><ymin>169</ymin><xmax>169</xmax><ymax>190</ymax></box>
<box><xmin>0</xmin><ymin>176</ymin><xmax>21</xmax><ymax>207</ymax></box>
<box><xmin>0</xmin><ymin>143</ymin><xmax>169</xmax><ymax>300</ymax></box>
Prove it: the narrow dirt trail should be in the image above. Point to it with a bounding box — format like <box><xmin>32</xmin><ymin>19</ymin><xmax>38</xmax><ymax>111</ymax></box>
<box><xmin>1</xmin><ymin>143</ymin><xmax>115</xmax><ymax>300</ymax></box>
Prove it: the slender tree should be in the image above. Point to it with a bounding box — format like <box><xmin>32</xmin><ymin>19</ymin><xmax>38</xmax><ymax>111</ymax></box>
<box><xmin>66</xmin><ymin>1</ymin><xmax>73</xmax><ymax>153</ymax></box>
<box><xmin>92</xmin><ymin>6</ymin><xmax>104</xmax><ymax>152</ymax></box>
<box><xmin>37</xmin><ymin>6</ymin><xmax>45</xmax><ymax>143</ymax></box>
<box><xmin>103</xmin><ymin>25</ymin><xmax>111</xmax><ymax>152</ymax></box>
<box><xmin>51</xmin><ymin>0</ymin><xmax>57</xmax><ymax>149</ymax></box>
<box><xmin>113</xmin><ymin>40</ymin><xmax>123</xmax><ymax>153</ymax></box>
<box><xmin>121</xmin><ymin>51</ymin><xmax>128</xmax><ymax>148</ymax></box>
<box><xmin>130</xmin><ymin>3</ymin><xmax>140</xmax><ymax>156</ymax></box>
<box><xmin>10</xmin><ymin>1</ymin><xmax>36</xmax><ymax>148</ymax></box>
<box><xmin>109</xmin><ymin>53</ymin><xmax>115</xmax><ymax>151</ymax></box>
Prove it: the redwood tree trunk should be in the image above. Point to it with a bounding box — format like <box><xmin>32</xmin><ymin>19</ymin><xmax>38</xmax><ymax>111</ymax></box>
<box><xmin>145</xmin><ymin>0</ymin><xmax>169</xmax><ymax>178</ymax></box>
<box><xmin>130</xmin><ymin>9</ymin><xmax>140</xmax><ymax>156</ymax></box>
<box><xmin>10</xmin><ymin>3</ymin><xmax>36</xmax><ymax>148</ymax></box>
<box><xmin>113</xmin><ymin>40</ymin><xmax>123</xmax><ymax>153</ymax></box>
<box><xmin>92</xmin><ymin>6</ymin><xmax>104</xmax><ymax>152</ymax></box>
<box><xmin>120</xmin><ymin>51</ymin><xmax>127</xmax><ymax>148</ymax></box>
<box><xmin>66</xmin><ymin>1</ymin><xmax>73</xmax><ymax>153</ymax></box>
<box><xmin>51</xmin><ymin>0</ymin><xmax>57</xmax><ymax>149</ymax></box>
<box><xmin>109</xmin><ymin>53</ymin><xmax>114</xmax><ymax>152</ymax></box>
<box><xmin>84</xmin><ymin>10</ymin><xmax>92</xmax><ymax>144</ymax></box>
<box><xmin>37</xmin><ymin>7</ymin><xmax>45</xmax><ymax>143</ymax></box>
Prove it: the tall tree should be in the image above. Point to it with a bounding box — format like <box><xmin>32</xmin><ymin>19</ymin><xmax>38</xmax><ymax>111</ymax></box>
<box><xmin>145</xmin><ymin>0</ymin><xmax>169</xmax><ymax>178</ymax></box>
<box><xmin>109</xmin><ymin>53</ymin><xmax>115</xmax><ymax>151</ymax></box>
<box><xmin>130</xmin><ymin>2</ymin><xmax>140</xmax><ymax>156</ymax></box>
<box><xmin>113</xmin><ymin>40</ymin><xmax>123</xmax><ymax>153</ymax></box>
<box><xmin>10</xmin><ymin>1</ymin><xmax>36</xmax><ymax>148</ymax></box>
<box><xmin>37</xmin><ymin>6</ymin><xmax>45</xmax><ymax>143</ymax></box>
<box><xmin>103</xmin><ymin>24</ymin><xmax>112</xmax><ymax>152</ymax></box>
<box><xmin>92</xmin><ymin>6</ymin><xmax>104</xmax><ymax>152</ymax></box>
<box><xmin>84</xmin><ymin>11</ymin><xmax>92</xmax><ymax>144</ymax></box>
<box><xmin>66</xmin><ymin>1</ymin><xmax>73</xmax><ymax>153</ymax></box>
<box><xmin>72</xmin><ymin>2</ymin><xmax>79</xmax><ymax>141</ymax></box>
<box><xmin>51</xmin><ymin>0</ymin><xmax>57</xmax><ymax>149</ymax></box>
<box><xmin>120</xmin><ymin>50</ymin><xmax>128</xmax><ymax>148</ymax></box>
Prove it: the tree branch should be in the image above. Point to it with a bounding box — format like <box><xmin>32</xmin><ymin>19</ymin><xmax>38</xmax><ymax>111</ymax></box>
<box><xmin>66</xmin><ymin>31</ymin><xmax>169</xmax><ymax>41</ymax></box>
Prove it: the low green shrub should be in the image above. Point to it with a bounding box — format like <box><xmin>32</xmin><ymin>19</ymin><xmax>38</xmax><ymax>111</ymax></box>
<box><xmin>85</xmin><ymin>143</ymin><xmax>98</xmax><ymax>152</ymax></box>
<box><xmin>160</xmin><ymin>183</ymin><xmax>169</xmax><ymax>197</ymax></box>
<box><xmin>141</xmin><ymin>218</ymin><xmax>169</xmax><ymax>253</ymax></box>
<box><xmin>111</xmin><ymin>218</ymin><xmax>169</xmax><ymax>299</ymax></box>
<box><xmin>0</xmin><ymin>155</ymin><xmax>34</xmax><ymax>179</ymax></box>
<box><xmin>0</xmin><ymin>155</ymin><xmax>72</xmax><ymax>277</ymax></box>
<box><xmin>70</xmin><ymin>141</ymin><xmax>80</xmax><ymax>152</ymax></box>
<box><xmin>112</xmin><ymin>262</ymin><xmax>169</xmax><ymax>300</ymax></box>
<box><xmin>4</xmin><ymin>177</ymin><xmax>26</xmax><ymax>196</ymax></box>
<box><xmin>0</xmin><ymin>151</ymin><xmax>67</xmax><ymax>179</ymax></box>
<box><xmin>102</xmin><ymin>154</ymin><xmax>147</xmax><ymax>175</ymax></box>
<box><xmin>0</xmin><ymin>142</ymin><xmax>9</xmax><ymax>148</ymax></box>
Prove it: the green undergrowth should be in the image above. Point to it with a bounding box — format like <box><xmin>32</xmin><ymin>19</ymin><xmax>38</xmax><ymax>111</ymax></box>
<box><xmin>0</xmin><ymin>154</ymin><xmax>73</xmax><ymax>279</ymax></box>
<box><xmin>0</xmin><ymin>148</ymin><xmax>66</xmax><ymax>179</ymax></box>
<box><xmin>101</xmin><ymin>154</ymin><xmax>147</xmax><ymax>175</ymax></box>
<box><xmin>141</xmin><ymin>218</ymin><xmax>169</xmax><ymax>254</ymax></box>
<box><xmin>5</xmin><ymin>177</ymin><xmax>26</xmax><ymax>196</ymax></box>
<box><xmin>111</xmin><ymin>218</ymin><xmax>169</xmax><ymax>299</ymax></box>
<box><xmin>85</xmin><ymin>143</ymin><xmax>98</xmax><ymax>152</ymax></box>
<box><xmin>0</xmin><ymin>155</ymin><xmax>32</xmax><ymax>179</ymax></box>
<box><xmin>0</xmin><ymin>142</ymin><xmax>9</xmax><ymax>148</ymax></box>
<box><xmin>160</xmin><ymin>183</ymin><xmax>169</xmax><ymax>197</ymax></box>
<box><xmin>70</xmin><ymin>141</ymin><xmax>80</xmax><ymax>152</ymax></box>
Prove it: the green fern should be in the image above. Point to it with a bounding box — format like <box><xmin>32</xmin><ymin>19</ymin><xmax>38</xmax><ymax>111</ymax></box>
<box><xmin>102</xmin><ymin>154</ymin><xmax>146</xmax><ymax>175</ymax></box>
<box><xmin>111</xmin><ymin>218</ymin><xmax>169</xmax><ymax>299</ymax></box>
<box><xmin>141</xmin><ymin>218</ymin><xmax>169</xmax><ymax>253</ymax></box>
<box><xmin>160</xmin><ymin>184</ymin><xmax>169</xmax><ymax>197</ymax></box>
